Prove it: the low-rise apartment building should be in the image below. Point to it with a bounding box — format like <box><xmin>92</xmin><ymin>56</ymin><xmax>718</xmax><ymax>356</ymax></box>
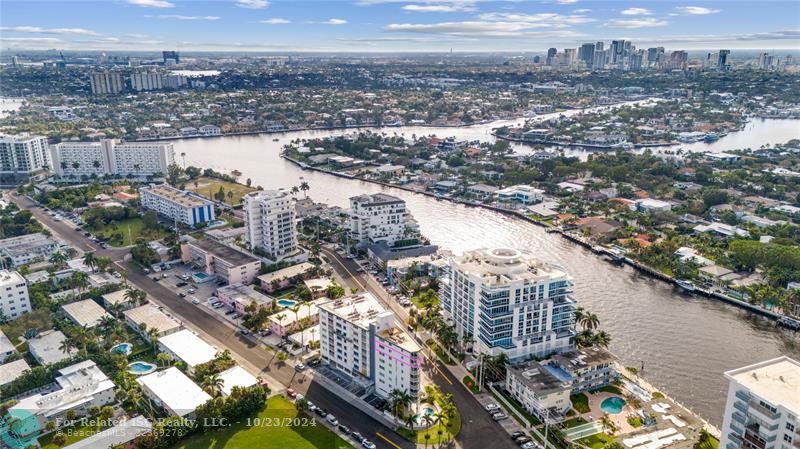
<box><xmin>0</xmin><ymin>270</ymin><xmax>31</xmax><ymax>321</ymax></box>
<box><xmin>140</xmin><ymin>184</ymin><xmax>215</xmax><ymax>228</ymax></box>
<box><xmin>349</xmin><ymin>193</ymin><xmax>419</xmax><ymax>247</ymax></box>
<box><xmin>181</xmin><ymin>239</ymin><xmax>261</xmax><ymax>285</ymax></box>
<box><xmin>0</xmin><ymin>233</ymin><xmax>61</xmax><ymax>267</ymax></box>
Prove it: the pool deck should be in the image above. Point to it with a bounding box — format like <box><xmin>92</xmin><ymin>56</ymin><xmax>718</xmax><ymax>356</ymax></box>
<box><xmin>580</xmin><ymin>392</ymin><xmax>639</xmax><ymax>434</ymax></box>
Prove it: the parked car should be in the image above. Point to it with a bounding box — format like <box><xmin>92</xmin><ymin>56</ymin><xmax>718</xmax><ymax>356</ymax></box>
<box><xmin>326</xmin><ymin>415</ymin><xmax>339</xmax><ymax>426</ymax></box>
<box><xmin>351</xmin><ymin>432</ymin><xmax>365</xmax><ymax>443</ymax></box>
<box><xmin>191</xmin><ymin>298</ymin><xmax>200</xmax><ymax>305</ymax></box>
<box><xmin>485</xmin><ymin>403</ymin><xmax>500</xmax><ymax>412</ymax></box>
<box><xmin>515</xmin><ymin>436</ymin><xmax>532</xmax><ymax>444</ymax></box>
<box><xmin>176</xmin><ymin>282</ymin><xmax>188</xmax><ymax>288</ymax></box>
<box><xmin>338</xmin><ymin>424</ymin><xmax>350</xmax><ymax>435</ymax></box>
<box><xmin>239</xmin><ymin>329</ymin><xmax>250</xmax><ymax>335</ymax></box>
<box><xmin>510</xmin><ymin>431</ymin><xmax>526</xmax><ymax>439</ymax></box>
<box><xmin>314</xmin><ymin>408</ymin><xmax>327</xmax><ymax>417</ymax></box>
<box><xmin>362</xmin><ymin>441</ymin><xmax>376</xmax><ymax>449</ymax></box>
<box><xmin>152</xmin><ymin>276</ymin><xmax>160</xmax><ymax>282</ymax></box>
<box><xmin>261</xmin><ymin>329</ymin><xmax>272</xmax><ymax>336</ymax></box>
<box><xmin>187</xmin><ymin>288</ymin><xmax>196</xmax><ymax>294</ymax></box>
<box><xmin>295</xmin><ymin>363</ymin><xmax>306</xmax><ymax>372</ymax></box>
<box><xmin>179</xmin><ymin>292</ymin><xmax>187</xmax><ymax>298</ymax></box>
<box><xmin>213</xmin><ymin>303</ymin><xmax>225</xmax><ymax>309</ymax></box>
<box><xmin>286</xmin><ymin>388</ymin><xmax>296</xmax><ymax>398</ymax></box>
<box><xmin>492</xmin><ymin>413</ymin><xmax>508</xmax><ymax>421</ymax></box>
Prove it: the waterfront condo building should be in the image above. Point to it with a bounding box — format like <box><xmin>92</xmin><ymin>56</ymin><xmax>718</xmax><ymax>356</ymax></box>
<box><xmin>318</xmin><ymin>293</ymin><xmax>421</xmax><ymax>400</ymax></box>
<box><xmin>243</xmin><ymin>189</ymin><xmax>298</xmax><ymax>260</ymax></box>
<box><xmin>720</xmin><ymin>356</ymin><xmax>799</xmax><ymax>449</ymax></box>
<box><xmin>89</xmin><ymin>72</ymin><xmax>124</xmax><ymax>95</ymax></box>
<box><xmin>348</xmin><ymin>193</ymin><xmax>420</xmax><ymax>248</ymax></box>
<box><xmin>440</xmin><ymin>248</ymin><xmax>576</xmax><ymax>361</ymax></box>
<box><xmin>0</xmin><ymin>270</ymin><xmax>31</xmax><ymax>321</ymax></box>
<box><xmin>0</xmin><ymin>133</ymin><xmax>51</xmax><ymax>185</ymax></box>
<box><xmin>51</xmin><ymin>139</ymin><xmax>175</xmax><ymax>178</ymax></box>
<box><xmin>0</xmin><ymin>232</ymin><xmax>60</xmax><ymax>267</ymax></box>
<box><xmin>140</xmin><ymin>184</ymin><xmax>215</xmax><ymax>227</ymax></box>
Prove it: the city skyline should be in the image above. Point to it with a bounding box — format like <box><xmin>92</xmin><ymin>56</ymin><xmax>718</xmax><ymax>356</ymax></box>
<box><xmin>0</xmin><ymin>0</ymin><xmax>798</xmax><ymax>52</ymax></box>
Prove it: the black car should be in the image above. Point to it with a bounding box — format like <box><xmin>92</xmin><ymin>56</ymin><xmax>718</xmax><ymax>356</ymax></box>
<box><xmin>510</xmin><ymin>431</ymin><xmax>526</xmax><ymax>439</ymax></box>
<box><xmin>314</xmin><ymin>408</ymin><xmax>327</xmax><ymax>417</ymax></box>
<box><xmin>152</xmin><ymin>276</ymin><xmax>160</xmax><ymax>281</ymax></box>
<box><xmin>338</xmin><ymin>424</ymin><xmax>350</xmax><ymax>434</ymax></box>
<box><xmin>179</xmin><ymin>292</ymin><xmax>187</xmax><ymax>298</ymax></box>
<box><xmin>351</xmin><ymin>432</ymin><xmax>364</xmax><ymax>442</ymax></box>
<box><xmin>515</xmin><ymin>436</ymin><xmax>532</xmax><ymax>445</ymax></box>
<box><xmin>176</xmin><ymin>282</ymin><xmax>188</xmax><ymax>288</ymax></box>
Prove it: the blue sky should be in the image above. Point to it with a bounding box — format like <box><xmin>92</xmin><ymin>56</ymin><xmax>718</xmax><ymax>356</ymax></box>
<box><xmin>0</xmin><ymin>0</ymin><xmax>798</xmax><ymax>52</ymax></box>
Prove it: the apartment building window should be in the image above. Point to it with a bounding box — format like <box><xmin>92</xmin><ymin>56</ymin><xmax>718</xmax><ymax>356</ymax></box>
<box><xmin>783</xmin><ymin>435</ymin><xmax>792</xmax><ymax>443</ymax></box>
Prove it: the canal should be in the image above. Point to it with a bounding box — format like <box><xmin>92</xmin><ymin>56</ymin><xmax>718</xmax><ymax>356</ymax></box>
<box><xmin>174</xmin><ymin>116</ymin><xmax>800</xmax><ymax>426</ymax></box>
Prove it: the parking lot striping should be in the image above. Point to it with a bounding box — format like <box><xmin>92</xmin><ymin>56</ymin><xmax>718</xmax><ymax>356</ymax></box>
<box><xmin>376</xmin><ymin>432</ymin><xmax>402</xmax><ymax>449</ymax></box>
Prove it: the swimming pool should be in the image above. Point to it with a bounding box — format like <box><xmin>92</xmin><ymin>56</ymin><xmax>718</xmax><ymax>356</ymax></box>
<box><xmin>600</xmin><ymin>397</ymin><xmax>626</xmax><ymax>415</ymax></box>
<box><xmin>277</xmin><ymin>299</ymin><xmax>299</xmax><ymax>308</ymax></box>
<box><xmin>192</xmin><ymin>272</ymin><xmax>214</xmax><ymax>283</ymax></box>
<box><xmin>415</xmin><ymin>406</ymin><xmax>436</xmax><ymax>426</ymax></box>
<box><xmin>110</xmin><ymin>342</ymin><xmax>132</xmax><ymax>356</ymax></box>
<box><xmin>127</xmin><ymin>361</ymin><xmax>157</xmax><ymax>375</ymax></box>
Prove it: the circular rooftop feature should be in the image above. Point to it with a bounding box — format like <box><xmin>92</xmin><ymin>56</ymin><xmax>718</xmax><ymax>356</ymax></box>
<box><xmin>488</xmin><ymin>248</ymin><xmax>522</xmax><ymax>261</ymax></box>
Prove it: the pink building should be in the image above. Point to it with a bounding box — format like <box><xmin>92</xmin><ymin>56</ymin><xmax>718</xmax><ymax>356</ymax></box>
<box><xmin>181</xmin><ymin>239</ymin><xmax>261</xmax><ymax>286</ymax></box>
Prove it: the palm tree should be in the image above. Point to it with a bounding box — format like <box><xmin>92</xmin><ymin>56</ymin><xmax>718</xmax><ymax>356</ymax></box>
<box><xmin>147</xmin><ymin>328</ymin><xmax>159</xmax><ymax>352</ymax></box>
<box><xmin>403</xmin><ymin>413</ymin><xmax>416</xmax><ymax>430</ymax></box>
<box><xmin>49</xmin><ymin>251</ymin><xmax>67</xmax><ymax>268</ymax></box>
<box><xmin>59</xmin><ymin>338</ymin><xmax>76</xmax><ymax>355</ymax></box>
<box><xmin>299</xmin><ymin>181</ymin><xmax>310</xmax><ymax>198</ymax></box>
<box><xmin>156</xmin><ymin>352</ymin><xmax>172</xmax><ymax>367</ymax></box>
<box><xmin>290</xmin><ymin>185</ymin><xmax>300</xmax><ymax>197</ymax></box>
<box><xmin>82</xmin><ymin>252</ymin><xmax>98</xmax><ymax>272</ymax></box>
<box><xmin>227</xmin><ymin>190</ymin><xmax>234</xmax><ymax>205</ymax></box>
<box><xmin>180</xmin><ymin>152</ymin><xmax>187</xmax><ymax>168</ymax></box>
<box><xmin>574</xmin><ymin>306</ymin><xmax>585</xmax><ymax>327</ymax></box>
<box><xmin>71</xmin><ymin>271</ymin><xmax>90</xmax><ymax>294</ymax></box>
<box><xmin>92</xmin><ymin>160</ymin><xmax>101</xmax><ymax>170</ymax></box>
<box><xmin>582</xmin><ymin>312</ymin><xmax>600</xmax><ymax>330</ymax></box>
<box><xmin>592</xmin><ymin>330</ymin><xmax>612</xmax><ymax>348</ymax></box>
<box><xmin>97</xmin><ymin>316</ymin><xmax>116</xmax><ymax>337</ymax></box>
<box><xmin>124</xmin><ymin>288</ymin><xmax>146</xmax><ymax>307</ymax></box>
<box><xmin>201</xmin><ymin>374</ymin><xmax>224</xmax><ymax>397</ymax></box>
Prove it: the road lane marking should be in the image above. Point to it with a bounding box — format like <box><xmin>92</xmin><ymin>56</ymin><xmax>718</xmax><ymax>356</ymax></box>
<box><xmin>376</xmin><ymin>432</ymin><xmax>402</xmax><ymax>449</ymax></box>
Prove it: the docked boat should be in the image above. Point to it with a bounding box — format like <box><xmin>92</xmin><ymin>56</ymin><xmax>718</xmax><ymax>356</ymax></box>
<box><xmin>273</xmin><ymin>138</ymin><xmax>280</xmax><ymax>142</ymax></box>
<box><xmin>675</xmin><ymin>279</ymin><xmax>696</xmax><ymax>292</ymax></box>
<box><xmin>703</xmin><ymin>132</ymin><xmax>719</xmax><ymax>143</ymax></box>
<box><xmin>777</xmin><ymin>316</ymin><xmax>800</xmax><ymax>330</ymax></box>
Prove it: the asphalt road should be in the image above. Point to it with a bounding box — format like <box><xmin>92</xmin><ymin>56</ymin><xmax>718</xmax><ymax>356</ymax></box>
<box><xmin>10</xmin><ymin>192</ymin><xmax>411</xmax><ymax>449</ymax></box>
<box><xmin>320</xmin><ymin>248</ymin><xmax>518</xmax><ymax>449</ymax></box>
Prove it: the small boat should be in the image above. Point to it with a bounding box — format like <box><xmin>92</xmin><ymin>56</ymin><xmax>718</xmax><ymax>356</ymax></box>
<box><xmin>777</xmin><ymin>316</ymin><xmax>800</xmax><ymax>330</ymax></box>
<box><xmin>273</xmin><ymin>138</ymin><xmax>280</xmax><ymax>142</ymax></box>
<box><xmin>675</xmin><ymin>279</ymin><xmax>696</xmax><ymax>292</ymax></box>
<box><xmin>703</xmin><ymin>133</ymin><xmax>719</xmax><ymax>143</ymax></box>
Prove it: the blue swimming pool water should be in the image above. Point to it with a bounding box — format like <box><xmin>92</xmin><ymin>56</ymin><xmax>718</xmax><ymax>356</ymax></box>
<box><xmin>110</xmin><ymin>342</ymin><xmax>132</xmax><ymax>355</ymax></box>
<box><xmin>194</xmin><ymin>272</ymin><xmax>209</xmax><ymax>279</ymax></box>
<box><xmin>414</xmin><ymin>407</ymin><xmax>436</xmax><ymax>426</ymax></box>
<box><xmin>600</xmin><ymin>397</ymin><xmax>626</xmax><ymax>415</ymax></box>
<box><xmin>542</xmin><ymin>364</ymin><xmax>573</xmax><ymax>382</ymax></box>
<box><xmin>128</xmin><ymin>361</ymin><xmax>157</xmax><ymax>375</ymax></box>
<box><xmin>277</xmin><ymin>299</ymin><xmax>299</xmax><ymax>308</ymax></box>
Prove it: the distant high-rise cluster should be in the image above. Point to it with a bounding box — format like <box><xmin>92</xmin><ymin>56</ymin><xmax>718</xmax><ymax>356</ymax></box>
<box><xmin>89</xmin><ymin>70</ymin><xmax>189</xmax><ymax>95</ymax></box>
<box><xmin>540</xmin><ymin>40</ymin><xmax>731</xmax><ymax>72</ymax></box>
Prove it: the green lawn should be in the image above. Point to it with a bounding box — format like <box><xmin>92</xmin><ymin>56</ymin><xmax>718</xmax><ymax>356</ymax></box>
<box><xmin>84</xmin><ymin>216</ymin><xmax>168</xmax><ymax>247</ymax></box>
<box><xmin>1</xmin><ymin>309</ymin><xmax>53</xmax><ymax>344</ymax></box>
<box><xmin>171</xmin><ymin>396</ymin><xmax>351</xmax><ymax>449</ymax></box>
<box><xmin>564</xmin><ymin>417</ymin><xmax>588</xmax><ymax>429</ymax></box>
<box><xmin>395</xmin><ymin>407</ymin><xmax>461</xmax><ymax>445</ymax></box>
<box><xmin>186</xmin><ymin>177</ymin><xmax>256</xmax><ymax>206</ymax></box>
<box><xmin>571</xmin><ymin>393</ymin><xmax>590</xmax><ymax>414</ymax></box>
<box><xmin>577</xmin><ymin>432</ymin><xmax>614</xmax><ymax>449</ymax></box>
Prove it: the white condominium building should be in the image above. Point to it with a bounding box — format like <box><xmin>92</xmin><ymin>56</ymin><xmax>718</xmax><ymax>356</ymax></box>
<box><xmin>318</xmin><ymin>293</ymin><xmax>421</xmax><ymax>399</ymax></box>
<box><xmin>140</xmin><ymin>184</ymin><xmax>215</xmax><ymax>227</ymax></box>
<box><xmin>0</xmin><ymin>270</ymin><xmax>32</xmax><ymax>321</ymax></box>
<box><xmin>89</xmin><ymin>72</ymin><xmax>124</xmax><ymax>95</ymax></box>
<box><xmin>349</xmin><ymin>193</ymin><xmax>419</xmax><ymax>247</ymax></box>
<box><xmin>440</xmin><ymin>248</ymin><xmax>576</xmax><ymax>361</ymax></box>
<box><xmin>243</xmin><ymin>190</ymin><xmax>297</xmax><ymax>259</ymax></box>
<box><xmin>131</xmin><ymin>71</ymin><xmax>163</xmax><ymax>91</ymax></box>
<box><xmin>0</xmin><ymin>133</ymin><xmax>51</xmax><ymax>184</ymax></box>
<box><xmin>51</xmin><ymin>139</ymin><xmax>174</xmax><ymax>178</ymax></box>
<box><xmin>720</xmin><ymin>357</ymin><xmax>799</xmax><ymax>449</ymax></box>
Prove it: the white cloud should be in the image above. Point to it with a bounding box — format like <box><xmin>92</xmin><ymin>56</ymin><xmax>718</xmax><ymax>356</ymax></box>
<box><xmin>322</xmin><ymin>18</ymin><xmax>348</xmax><ymax>25</ymax></box>
<box><xmin>153</xmin><ymin>15</ymin><xmax>220</xmax><ymax>20</ymax></box>
<box><xmin>260</xmin><ymin>18</ymin><xmax>291</xmax><ymax>24</ymax></box>
<box><xmin>236</xmin><ymin>0</ymin><xmax>269</xmax><ymax>9</ymax></box>
<box><xmin>127</xmin><ymin>33</ymin><xmax>150</xmax><ymax>38</ymax></box>
<box><xmin>675</xmin><ymin>6</ymin><xmax>720</xmax><ymax>15</ymax></box>
<box><xmin>477</xmin><ymin>12</ymin><xmax>595</xmax><ymax>25</ymax></box>
<box><xmin>0</xmin><ymin>37</ymin><xmax>63</xmax><ymax>43</ymax></box>
<box><xmin>573</xmin><ymin>8</ymin><xmax>591</xmax><ymax>13</ymax></box>
<box><xmin>385</xmin><ymin>20</ymin><xmax>584</xmax><ymax>37</ymax></box>
<box><xmin>621</xmin><ymin>8</ymin><xmax>653</xmax><ymax>16</ymax></box>
<box><xmin>0</xmin><ymin>26</ymin><xmax>100</xmax><ymax>36</ymax></box>
<box><xmin>127</xmin><ymin>0</ymin><xmax>175</xmax><ymax>8</ymax></box>
<box><xmin>606</xmin><ymin>17</ymin><xmax>669</xmax><ymax>28</ymax></box>
<box><xmin>402</xmin><ymin>3</ymin><xmax>476</xmax><ymax>12</ymax></box>
<box><xmin>556</xmin><ymin>0</ymin><xmax>578</xmax><ymax>4</ymax></box>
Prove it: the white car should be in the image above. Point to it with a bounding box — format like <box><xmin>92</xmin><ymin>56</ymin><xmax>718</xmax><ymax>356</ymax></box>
<box><xmin>485</xmin><ymin>403</ymin><xmax>500</xmax><ymax>412</ymax></box>
<box><xmin>326</xmin><ymin>414</ymin><xmax>339</xmax><ymax>426</ymax></box>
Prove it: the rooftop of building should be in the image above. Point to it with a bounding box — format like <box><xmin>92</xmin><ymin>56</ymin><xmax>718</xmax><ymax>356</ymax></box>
<box><xmin>136</xmin><ymin>367</ymin><xmax>211</xmax><ymax>417</ymax></box>
<box><xmin>507</xmin><ymin>359</ymin><xmax>567</xmax><ymax>396</ymax></box>
<box><xmin>453</xmin><ymin>248</ymin><xmax>570</xmax><ymax>286</ymax></box>
<box><xmin>141</xmin><ymin>184</ymin><xmax>211</xmax><ymax>208</ymax></box>
<box><xmin>28</xmin><ymin>330</ymin><xmax>75</xmax><ymax>365</ymax></box>
<box><xmin>61</xmin><ymin>416</ymin><xmax>153</xmax><ymax>449</ymax></box>
<box><xmin>317</xmin><ymin>292</ymin><xmax>389</xmax><ymax>328</ymax></box>
<box><xmin>244</xmin><ymin>189</ymin><xmax>292</xmax><ymax>201</ymax></box>
<box><xmin>102</xmin><ymin>289</ymin><xmax>134</xmax><ymax>306</ymax></box>
<box><xmin>124</xmin><ymin>305</ymin><xmax>182</xmax><ymax>334</ymax></box>
<box><xmin>257</xmin><ymin>262</ymin><xmax>315</xmax><ymax>284</ymax></box>
<box><xmin>548</xmin><ymin>346</ymin><xmax>616</xmax><ymax>371</ymax></box>
<box><xmin>377</xmin><ymin>326</ymin><xmax>420</xmax><ymax>353</ymax></box>
<box><xmin>350</xmin><ymin>193</ymin><xmax>405</xmax><ymax>207</ymax></box>
<box><xmin>62</xmin><ymin>299</ymin><xmax>110</xmax><ymax>328</ymax></box>
<box><xmin>0</xmin><ymin>232</ymin><xmax>58</xmax><ymax>255</ymax></box>
<box><xmin>188</xmin><ymin>239</ymin><xmax>260</xmax><ymax>267</ymax></box>
<box><xmin>158</xmin><ymin>329</ymin><xmax>217</xmax><ymax>368</ymax></box>
<box><xmin>0</xmin><ymin>359</ymin><xmax>30</xmax><ymax>387</ymax></box>
<box><xmin>217</xmin><ymin>282</ymin><xmax>273</xmax><ymax>304</ymax></box>
<box><xmin>725</xmin><ymin>356</ymin><xmax>800</xmax><ymax>413</ymax></box>
<box><xmin>0</xmin><ymin>329</ymin><xmax>15</xmax><ymax>355</ymax></box>
<box><xmin>217</xmin><ymin>365</ymin><xmax>258</xmax><ymax>397</ymax></box>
